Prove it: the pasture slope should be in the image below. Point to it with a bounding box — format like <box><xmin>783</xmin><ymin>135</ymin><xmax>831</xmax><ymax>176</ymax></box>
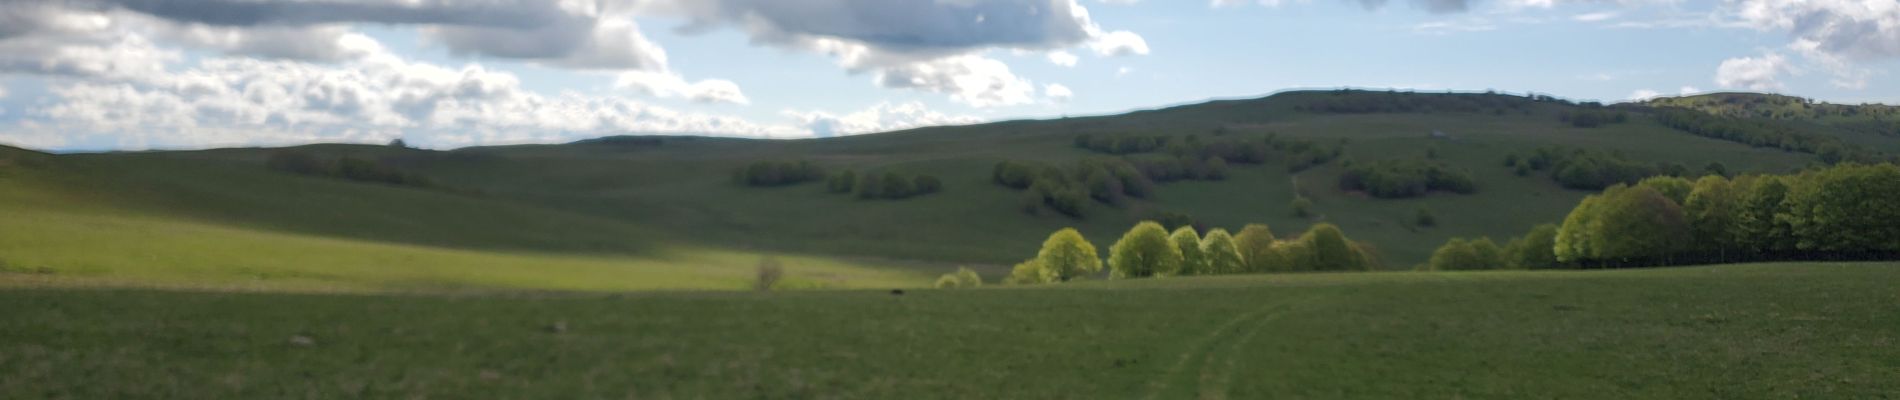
<box><xmin>2</xmin><ymin>263</ymin><xmax>1895</xmax><ymax>398</ymax></box>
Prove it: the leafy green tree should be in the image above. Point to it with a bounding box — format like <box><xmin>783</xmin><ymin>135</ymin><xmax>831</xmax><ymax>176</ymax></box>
<box><xmin>1554</xmin><ymin>193</ymin><xmax>1605</xmax><ymax>263</ymax></box>
<box><xmin>1734</xmin><ymin>176</ymin><xmax>1795</xmax><ymax>254</ymax></box>
<box><xmin>880</xmin><ymin>172</ymin><xmax>915</xmax><ymax>199</ymax></box>
<box><xmin>1587</xmin><ymin>185</ymin><xmax>1691</xmax><ymax>265</ymax></box>
<box><xmin>1004</xmin><ymin>261</ymin><xmax>1057</xmax><ymax>285</ymax></box>
<box><xmin>1509</xmin><ymin>224</ymin><xmax>1561</xmax><ymax>269</ymax></box>
<box><xmin>1108</xmin><ymin>221</ymin><xmax>1183</xmax><ymax>278</ymax></box>
<box><xmin>1783</xmin><ymin>163</ymin><xmax>1900</xmax><ymax>253</ymax></box>
<box><xmin>1035</xmin><ymin>228</ymin><xmax>1103</xmax><ymax>281</ymax></box>
<box><xmin>1637</xmin><ymin>176</ymin><xmax>1694</xmax><ymax>205</ymax></box>
<box><xmin>1233</xmin><ymin>224</ymin><xmax>1288</xmax><ymax>272</ymax></box>
<box><xmin>1298</xmin><ymin>223</ymin><xmax>1369</xmax><ymax>271</ymax></box>
<box><xmin>1703</xmin><ymin>162</ymin><xmax>1729</xmax><ymax>177</ymax></box>
<box><xmin>1683</xmin><ymin>175</ymin><xmax>1740</xmax><ymax>260</ymax></box>
<box><xmin>1170</xmin><ymin>227</ymin><xmax>1209</xmax><ymax>276</ymax></box>
<box><xmin>1291</xmin><ymin>197</ymin><xmax>1313</xmax><ymax>218</ymax></box>
<box><xmin>1469</xmin><ymin>238</ymin><xmax>1506</xmax><ymax>269</ymax></box>
<box><xmin>1201</xmin><ymin>228</ymin><xmax>1245</xmax><ymax>275</ymax></box>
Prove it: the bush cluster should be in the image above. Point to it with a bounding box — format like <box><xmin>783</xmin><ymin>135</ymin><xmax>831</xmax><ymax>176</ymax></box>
<box><xmin>1557</xmin><ymin>108</ymin><xmax>1630</xmax><ymax>128</ymax></box>
<box><xmin>993</xmin><ymin>159</ymin><xmax>1154</xmax><ymax>218</ymax></box>
<box><xmin>266</xmin><ymin>150</ymin><xmax>435</xmax><ymax>187</ymax></box>
<box><xmin>1653</xmin><ymin>107</ymin><xmax>1885</xmax><ymax>164</ymax></box>
<box><xmin>1337</xmin><ymin>159</ymin><xmax>1477</xmax><ymax>198</ymax></box>
<box><xmin>829</xmin><ymin>169</ymin><xmax>941</xmax><ymax>200</ymax></box>
<box><xmin>1004</xmin><ymin>222</ymin><xmax>1381</xmax><ymax>286</ymax></box>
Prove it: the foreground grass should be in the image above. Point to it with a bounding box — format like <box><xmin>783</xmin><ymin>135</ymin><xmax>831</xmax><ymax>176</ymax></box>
<box><xmin>3</xmin><ymin>263</ymin><xmax>1893</xmax><ymax>398</ymax></box>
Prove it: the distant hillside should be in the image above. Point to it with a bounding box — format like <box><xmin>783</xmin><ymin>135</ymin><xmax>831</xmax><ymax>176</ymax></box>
<box><xmin>6</xmin><ymin>89</ymin><xmax>1894</xmax><ymax>287</ymax></box>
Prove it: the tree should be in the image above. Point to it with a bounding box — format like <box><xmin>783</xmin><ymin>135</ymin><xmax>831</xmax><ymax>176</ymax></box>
<box><xmin>1291</xmin><ymin>197</ymin><xmax>1313</xmax><ymax>218</ymax></box>
<box><xmin>1108</xmin><ymin>221</ymin><xmax>1183</xmax><ymax>278</ymax></box>
<box><xmin>1469</xmin><ymin>238</ymin><xmax>1506</xmax><ymax>270</ymax></box>
<box><xmin>1201</xmin><ymin>228</ymin><xmax>1245</xmax><ymax>275</ymax></box>
<box><xmin>855</xmin><ymin>173</ymin><xmax>883</xmax><ymax>199</ymax></box>
<box><xmin>880</xmin><ymin>172</ymin><xmax>915</xmax><ymax>199</ymax></box>
<box><xmin>1509</xmin><ymin>224</ymin><xmax>1561</xmax><ymax>269</ymax></box>
<box><xmin>388</xmin><ymin>138</ymin><xmax>410</xmax><ymax>148</ymax></box>
<box><xmin>1586</xmin><ymin>185</ymin><xmax>1691</xmax><ymax>265</ymax></box>
<box><xmin>1004</xmin><ymin>261</ymin><xmax>1057</xmax><ymax>285</ymax></box>
<box><xmin>1637</xmin><ymin>176</ymin><xmax>1694</xmax><ymax>205</ymax></box>
<box><xmin>828</xmin><ymin>170</ymin><xmax>858</xmax><ymax>193</ymax></box>
<box><xmin>1035</xmin><ymin>228</ymin><xmax>1103</xmax><ymax>281</ymax></box>
<box><xmin>1783</xmin><ymin>163</ymin><xmax>1900</xmax><ymax>254</ymax></box>
<box><xmin>1555</xmin><ymin>193</ymin><xmax>1605</xmax><ymax>264</ymax></box>
<box><xmin>1734</xmin><ymin>176</ymin><xmax>1795</xmax><ymax>254</ymax></box>
<box><xmin>913</xmin><ymin>175</ymin><xmax>943</xmax><ymax>195</ymax></box>
<box><xmin>1298</xmin><ymin>223</ymin><xmax>1370</xmax><ymax>271</ymax></box>
<box><xmin>1703</xmin><ymin>162</ymin><xmax>1729</xmax><ymax>177</ymax></box>
<box><xmin>1170</xmin><ymin>227</ymin><xmax>1209</xmax><ymax>276</ymax></box>
<box><xmin>1233</xmin><ymin>224</ymin><xmax>1288</xmax><ymax>272</ymax></box>
<box><xmin>1683</xmin><ymin>175</ymin><xmax>1739</xmax><ymax>260</ymax></box>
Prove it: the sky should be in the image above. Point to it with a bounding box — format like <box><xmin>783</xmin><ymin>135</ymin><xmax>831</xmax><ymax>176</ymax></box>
<box><xmin>0</xmin><ymin>0</ymin><xmax>1896</xmax><ymax>151</ymax></box>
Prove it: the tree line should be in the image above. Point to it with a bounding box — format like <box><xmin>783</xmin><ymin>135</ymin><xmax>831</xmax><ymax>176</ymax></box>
<box><xmin>827</xmin><ymin>169</ymin><xmax>942</xmax><ymax>200</ymax></box>
<box><xmin>1004</xmin><ymin>221</ymin><xmax>1380</xmax><ymax>284</ymax></box>
<box><xmin>1652</xmin><ymin>107</ymin><xmax>1887</xmax><ymax>164</ymax></box>
<box><xmin>266</xmin><ymin>150</ymin><xmax>436</xmax><ymax>188</ymax></box>
<box><xmin>1291</xmin><ymin>89</ymin><xmax>1541</xmax><ymax>115</ymax></box>
<box><xmin>1506</xmin><ymin>146</ymin><xmax>1696</xmax><ymax>190</ymax></box>
<box><xmin>1427</xmin><ymin>162</ymin><xmax>1900</xmax><ymax>270</ymax></box>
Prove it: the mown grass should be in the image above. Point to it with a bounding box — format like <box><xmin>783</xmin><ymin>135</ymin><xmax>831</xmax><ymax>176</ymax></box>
<box><xmin>2</xmin><ymin>263</ymin><xmax>1893</xmax><ymax>398</ymax></box>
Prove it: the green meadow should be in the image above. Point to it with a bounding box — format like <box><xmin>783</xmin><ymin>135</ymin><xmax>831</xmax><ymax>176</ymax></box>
<box><xmin>3</xmin><ymin>263</ymin><xmax>1895</xmax><ymax>399</ymax></box>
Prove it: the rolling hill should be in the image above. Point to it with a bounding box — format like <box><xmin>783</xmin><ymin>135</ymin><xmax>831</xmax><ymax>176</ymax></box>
<box><xmin>3</xmin><ymin>90</ymin><xmax>1894</xmax><ymax>289</ymax></box>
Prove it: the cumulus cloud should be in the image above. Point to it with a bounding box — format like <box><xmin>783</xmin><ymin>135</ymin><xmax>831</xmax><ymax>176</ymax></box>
<box><xmin>1731</xmin><ymin>0</ymin><xmax>1900</xmax><ymax>61</ymax></box>
<box><xmin>1714</xmin><ymin>52</ymin><xmax>1791</xmax><ymax>90</ymax></box>
<box><xmin>1047</xmin><ymin>50</ymin><xmax>1079</xmax><ymax>67</ymax></box>
<box><xmin>643</xmin><ymin>0</ymin><xmax>1147</xmax><ymax>106</ymax></box>
<box><xmin>0</xmin><ymin>50</ymin><xmax>802</xmax><ymax>150</ymax></box>
<box><xmin>782</xmin><ymin>102</ymin><xmax>985</xmax><ymax>137</ymax></box>
<box><xmin>613</xmin><ymin>71</ymin><xmax>750</xmax><ymax>105</ymax></box>
<box><xmin>1044</xmin><ymin>83</ymin><xmax>1074</xmax><ymax>102</ymax></box>
<box><xmin>1627</xmin><ymin>89</ymin><xmax>1662</xmax><ymax>101</ymax></box>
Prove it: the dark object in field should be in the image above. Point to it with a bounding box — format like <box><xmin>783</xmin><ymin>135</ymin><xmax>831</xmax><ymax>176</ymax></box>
<box><xmin>546</xmin><ymin>321</ymin><xmax>568</xmax><ymax>334</ymax></box>
<box><xmin>288</xmin><ymin>335</ymin><xmax>315</xmax><ymax>347</ymax></box>
<box><xmin>889</xmin><ymin>289</ymin><xmax>905</xmax><ymax>296</ymax></box>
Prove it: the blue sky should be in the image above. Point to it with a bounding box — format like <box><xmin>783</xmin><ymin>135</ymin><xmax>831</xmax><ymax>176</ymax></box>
<box><xmin>0</xmin><ymin>0</ymin><xmax>1895</xmax><ymax>151</ymax></box>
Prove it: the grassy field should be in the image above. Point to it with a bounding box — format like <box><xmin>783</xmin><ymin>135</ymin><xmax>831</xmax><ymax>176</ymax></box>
<box><xmin>2</xmin><ymin>263</ymin><xmax>1894</xmax><ymax>398</ymax></box>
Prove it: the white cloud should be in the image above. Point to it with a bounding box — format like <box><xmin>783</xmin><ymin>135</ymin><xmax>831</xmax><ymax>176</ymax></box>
<box><xmin>1714</xmin><ymin>52</ymin><xmax>1791</xmax><ymax>90</ymax></box>
<box><xmin>782</xmin><ymin>102</ymin><xmax>985</xmax><ymax>138</ymax></box>
<box><xmin>874</xmin><ymin>55</ymin><xmax>1039</xmax><ymax>107</ymax></box>
<box><xmin>1413</xmin><ymin>20</ymin><xmax>1498</xmax><ymax>34</ymax></box>
<box><xmin>613</xmin><ymin>71</ymin><xmax>750</xmax><ymax>105</ymax></box>
<box><xmin>1573</xmin><ymin>12</ymin><xmax>1618</xmax><ymax>22</ymax></box>
<box><xmin>1047</xmin><ymin>50</ymin><xmax>1079</xmax><ymax>67</ymax></box>
<box><xmin>1086</xmin><ymin>30</ymin><xmax>1150</xmax><ymax>56</ymax></box>
<box><xmin>1117</xmin><ymin>66</ymin><xmax>1135</xmax><ymax>77</ymax></box>
<box><xmin>1680</xmin><ymin>86</ymin><xmax>1701</xmax><ymax>94</ymax></box>
<box><xmin>1727</xmin><ymin>0</ymin><xmax>1899</xmax><ymax>88</ymax></box>
<box><xmin>1100</xmin><ymin>0</ymin><xmax>1142</xmax><ymax>4</ymax></box>
<box><xmin>1628</xmin><ymin>89</ymin><xmax>1662</xmax><ymax>101</ymax></box>
<box><xmin>1</xmin><ymin>50</ymin><xmax>802</xmax><ymax>150</ymax></box>
<box><xmin>1044</xmin><ymin>83</ymin><xmax>1075</xmax><ymax>102</ymax></box>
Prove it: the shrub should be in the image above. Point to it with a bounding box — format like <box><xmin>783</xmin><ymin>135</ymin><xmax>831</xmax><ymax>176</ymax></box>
<box><xmin>753</xmin><ymin>257</ymin><xmax>785</xmax><ymax>291</ymax></box>
<box><xmin>1338</xmin><ymin>159</ymin><xmax>1477</xmax><ymax>198</ymax></box>
<box><xmin>936</xmin><ymin>267</ymin><xmax>983</xmax><ymax>289</ymax></box>
<box><xmin>1414</xmin><ymin>207</ymin><xmax>1437</xmax><ymax>227</ymax></box>
<box><xmin>266</xmin><ymin>150</ymin><xmax>331</xmax><ymax>175</ymax></box>
<box><xmin>1291</xmin><ymin>197</ymin><xmax>1313</xmax><ymax>218</ymax></box>
<box><xmin>1233</xmin><ymin>224</ymin><xmax>1287</xmax><ymax>272</ymax></box>
<box><xmin>827</xmin><ymin>170</ymin><xmax>858</xmax><ymax>193</ymax></box>
<box><xmin>1004</xmin><ymin>261</ymin><xmax>1057</xmax><ymax>285</ymax></box>
<box><xmin>1296</xmin><ymin>223</ymin><xmax>1373</xmax><ymax>271</ymax></box>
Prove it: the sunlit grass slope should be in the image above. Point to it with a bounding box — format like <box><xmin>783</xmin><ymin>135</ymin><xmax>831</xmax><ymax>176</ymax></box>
<box><xmin>0</xmin><ymin>150</ymin><xmax>934</xmax><ymax>291</ymax></box>
<box><xmin>2</xmin><ymin>263</ymin><xmax>1893</xmax><ymax>398</ymax></box>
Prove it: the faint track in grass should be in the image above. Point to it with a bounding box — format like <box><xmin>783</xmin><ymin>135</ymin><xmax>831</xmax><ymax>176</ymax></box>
<box><xmin>1143</xmin><ymin>295</ymin><xmax>1316</xmax><ymax>400</ymax></box>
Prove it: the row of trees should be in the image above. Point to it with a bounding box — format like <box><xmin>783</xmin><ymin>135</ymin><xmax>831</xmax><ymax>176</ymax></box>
<box><xmin>1431</xmin><ymin>162</ymin><xmax>1900</xmax><ymax>270</ymax></box>
<box><xmin>1338</xmin><ymin>159</ymin><xmax>1478</xmax><ymax>198</ymax></box>
<box><xmin>1005</xmin><ymin>222</ymin><xmax>1381</xmax><ymax>284</ymax></box>
<box><xmin>734</xmin><ymin>160</ymin><xmax>826</xmax><ymax>187</ymax></box>
<box><xmin>826</xmin><ymin>170</ymin><xmax>942</xmax><ymax>200</ymax></box>
<box><xmin>1652</xmin><ymin>107</ymin><xmax>1885</xmax><ymax>164</ymax></box>
<box><xmin>1424</xmin><ymin>224</ymin><xmax>1558</xmax><ymax>271</ymax></box>
<box><xmin>1558</xmin><ymin>108</ymin><xmax>1630</xmax><ymax>128</ymax></box>
<box><xmin>266</xmin><ymin>151</ymin><xmax>436</xmax><ymax>188</ymax></box>
<box><xmin>1291</xmin><ymin>90</ymin><xmax>1538</xmax><ymax>115</ymax></box>
<box><xmin>1074</xmin><ymin>134</ymin><xmax>1173</xmax><ymax>155</ymax></box>
<box><xmin>994</xmin><ymin>159</ymin><xmax>1155</xmax><ymax>218</ymax></box>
